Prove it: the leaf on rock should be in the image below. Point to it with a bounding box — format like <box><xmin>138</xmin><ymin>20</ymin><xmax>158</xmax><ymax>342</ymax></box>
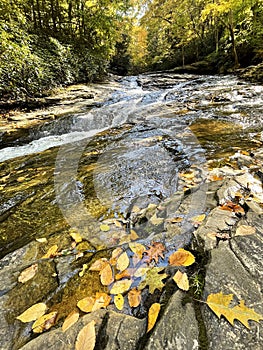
<box><xmin>128</xmin><ymin>288</ymin><xmax>141</xmax><ymax>308</ymax></box>
<box><xmin>110</xmin><ymin>279</ymin><xmax>132</xmax><ymax>295</ymax></box>
<box><xmin>169</xmin><ymin>248</ymin><xmax>195</xmax><ymax>266</ymax></box>
<box><xmin>144</xmin><ymin>242</ymin><xmax>165</xmax><ymax>264</ymax></box>
<box><xmin>100</xmin><ymin>262</ymin><xmax>114</xmax><ymax>286</ymax></box>
<box><xmin>166</xmin><ymin>217</ymin><xmax>183</xmax><ymax>223</ymax></box>
<box><xmin>89</xmin><ymin>258</ymin><xmax>108</xmax><ymax>272</ymax></box>
<box><xmin>70</xmin><ymin>231</ymin><xmax>83</xmax><ymax>243</ymax></box>
<box><xmin>32</xmin><ymin>311</ymin><xmax>58</xmax><ymax>333</ymax></box>
<box><xmin>109</xmin><ymin>247</ymin><xmax>123</xmax><ymax>265</ymax></box>
<box><xmin>129</xmin><ymin>229</ymin><xmax>139</xmax><ymax>240</ymax></box>
<box><xmin>219</xmin><ymin>201</ymin><xmax>245</xmax><ymax>214</ymax></box>
<box><xmin>41</xmin><ymin>245</ymin><xmax>59</xmax><ymax>259</ymax></box>
<box><xmin>116</xmin><ymin>252</ymin><xmax>130</xmax><ymax>272</ymax></box>
<box><xmin>138</xmin><ymin>267</ymin><xmax>167</xmax><ymax>294</ymax></box>
<box><xmin>236</xmin><ymin>225</ymin><xmax>256</xmax><ymax>236</ymax></box>
<box><xmin>129</xmin><ymin>242</ymin><xmax>146</xmax><ymax>260</ymax></box>
<box><xmin>18</xmin><ymin>264</ymin><xmax>38</xmax><ymax>283</ymax></box>
<box><xmin>114</xmin><ymin>294</ymin><xmax>124</xmax><ymax>310</ymax></box>
<box><xmin>190</xmin><ymin>213</ymin><xmax>206</xmax><ymax>225</ymax></box>
<box><xmin>173</xmin><ymin>270</ymin><xmax>189</xmax><ymax>291</ymax></box>
<box><xmin>100</xmin><ymin>224</ymin><xmax>110</xmax><ymax>232</ymax></box>
<box><xmin>16</xmin><ymin>303</ymin><xmax>47</xmax><ymax>323</ymax></box>
<box><xmin>150</xmin><ymin>213</ymin><xmax>164</xmax><ymax>226</ymax></box>
<box><xmin>77</xmin><ymin>296</ymin><xmax>95</xmax><ymax>313</ymax></box>
<box><xmin>92</xmin><ymin>292</ymin><xmax>111</xmax><ymax>311</ymax></box>
<box><xmin>206</xmin><ymin>292</ymin><xmax>263</xmax><ymax>328</ymax></box>
<box><xmin>62</xmin><ymin>310</ymin><xmax>79</xmax><ymax>332</ymax></box>
<box><xmin>147</xmin><ymin>303</ymin><xmax>161</xmax><ymax>332</ymax></box>
<box><xmin>75</xmin><ymin>320</ymin><xmax>96</xmax><ymax>350</ymax></box>
<box><xmin>79</xmin><ymin>264</ymin><xmax>88</xmax><ymax>277</ymax></box>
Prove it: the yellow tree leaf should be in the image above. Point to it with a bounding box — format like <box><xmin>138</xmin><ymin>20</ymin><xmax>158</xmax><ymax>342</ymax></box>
<box><xmin>109</xmin><ymin>247</ymin><xmax>123</xmax><ymax>265</ymax></box>
<box><xmin>128</xmin><ymin>288</ymin><xmax>141</xmax><ymax>308</ymax></box>
<box><xmin>173</xmin><ymin>270</ymin><xmax>189</xmax><ymax>291</ymax></box>
<box><xmin>16</xmin><ymin>303</ymin><xmax>47</xmax><ymax>323</ymax></box>
<box><xmin>18</xmin><ymin>264</ymin><xmax>38</xmax><ymax>283</ymax></box>
<box><xmin>114</xmin><ymin>294</ymin><xmax>124</xmax><ymax>310</ymax></box>
<box><xmin>100</xmin><ymin>262</ymin><xmax>114</xmax><ymax>286</ymax></box>
<box><xmin>236</xmin><ymin>225</ymin><xmax>256</xmax><ymax>236</ymax></box>
<box><xmin>110</xmin><ymin>279</ymin><xmax>132</xmax><ymax>295</ymax></box>
<box><xmin>70</xmin><ymin>231</ymin><xmax>83</xmax><ymax>243</ymax></box>
<box><xmin>62</xmin><ymin>310</ymin><xmax>79</xmax><ymax>332</ymax></box>
<box><xmin>77</xmin><ymin>297</ymin><xmax>95</xmax><ymax>313</ymax></box>
<box><xmin>147</xmin><ymin>303</ymin><xmax>161</xmax><ymax>332</ymax></box>
<box><xmin>75</xmin><ymin>320</ymin><xmax>96</xmax><ymax>350</ymax></box>
<box><xmin>190</xmin><ymin>214</ymin><xmax>206</xmax><ymax>224</ymax></box>
<box><xmin>206</xmin><ymin>292</ymin><xmax>263</xmax><ymax>328</ymax></box>
<box><xmin>89</xmin><ymin>258</ymin><xmax>108</xmax><ymax>271</ymax></box>
<box><xmin>169</xmin><ymin>248</ymin><xmax>195</xmax><ymax>266</ymax></box>
<box><xmin>100</xmin><ymin>224</ymin><xmax>110</xmax><ymax>232</ymax></box>
<box><xmin>129</xmin><ymin>229</ymin><xmax>139</xmax><ymax>240</ymax></box>
<box><xmin>138</xmin><ymin>267</ymin><xmax>167</xmax><ymax>294</ymax></box>
<box><xmin>32</xmin><ymin>311</ymin><xmax>58</xmax><ymax>333</ymax></box>
<box><xmin>116</xmin><ymin>252</ymin><xmax>130</xmax><ymax>272</ymax></box>
<box><xmin>41</xmin><ymin>245</ymin><xmax>59</xmax><ymax>259</ymax></box>
<box><xmin>129</xmin><ymin>242</ymin><xmax>146</xmax><ymax>259</ymax></box>
<box><xmin>92</xmin><ymin>293</ymin><xmax>111</xmax><ymax>311</ymax></box>
<box><xmin>79</xmin><ymin>264</ymin><xmax>88</xmax><ymax>277</ymax></box>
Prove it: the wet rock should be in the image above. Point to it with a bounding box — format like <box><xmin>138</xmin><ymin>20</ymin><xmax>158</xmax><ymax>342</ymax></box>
<box><xmin>202</xmin><ymin>241</ymin><xmax>263</xmax><ymax>350</ymax></box>
<box><xmin>145</xmin><ymin>291</ymin><xmax>199</xmax><ymax>350</ymax></box>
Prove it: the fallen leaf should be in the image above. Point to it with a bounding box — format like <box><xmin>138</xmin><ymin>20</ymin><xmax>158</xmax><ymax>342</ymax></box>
<box><xmin>180</xmin><ymin>171</ymin><xmax>195</xmax><ymax>179</ymax></box>
<box><xmin>100</xmin><ymin>262</ymin><xmax>114</xmax><ymax>286</ymax></box>
<box><xmin>109</xmin><ymin>247</ymin><xmax>123</xmax><ymax>265</ymax></box>
<box><xmin>77</xmin><ymin>297</ymin><xmax>95</xmax><ymax>313</ymax></box>
<box><xmin>32</xmin><ymin>311</ymin><xmax>58</xmax><ymax>333</ymax></box>
<box><xmin>79</xmin><ymin>264</ymin><xmax>88</xmax><ymax>277</ymax></box>
<box><xmin>116</xmin><ymin>252</ymin><xmax>130</xmax><ymax>272</ymax></box>
<box><xmin>18</xmin><ymin>264</ymin><xmax>38</xmax><ymax>283</ymax></box>
<box><xmin>169</xmin><ymin>248</ymin><xmax>195</xmax><ymax>266</ymax></box>
<box><xmin>92</xmin><ymin>293</ymin><xmax>111</xmax><ymax>311</ymax></box>
<box><xmin>75</xmin><ymin>320</ymin><xmax>96</xmax><ymax>350</ymax></box>
<box><xmin>62</xmin><ymin>310</ymin><xmax>79</xmax><ymax>332</ymax></box>
<box><xmin>173</xmin><ymin>270</ymin><xmax>189</xmax><ymax>291</ymax></box>
<box><xmin>36</xmin><ymin>237</ymin><xmax>47</xmax><ymax>243</ymax></box>
<box><xmin>114</xmin><ymin>220</ymin><xmax>123</xmax><ymax>228</ymax></box>
<box><xmin>70</xmin><ymin>231</ymin><xmax>83</xmax><ymax>243</ymax></box>
<box><xmin>115</xmin><ymin>269</ymin><xmax>133</xmax><ymax>280</ymax></box>
<box><xmin>166</xmin><ymin>217</ymin><xmax>183</xmax><ymax>223</ymax></box>
<box><xmin>128</xmin><ymin>288</ymin><xmax>141</xmax><ymax>308</ymax></box>
<box><xmin>138</xmin><ymin>267</ymin><xmax>167</xmax><ymax>294</ymax></box>
<box><xmin>42</xmin><ymin>245</ymin><xmax>59</xmax><ymax>259</ymax></box>
<box><xmin>147</xmin><ymin>303</ymin><xmax>161</xmax><ymax>332</ymax></box>
<box><xmin>219</xmin><ymin>201</ymin><xmax>245</xmax><ymax>214</ymax></box>
<box><xmin>89</xmin><ymin>258</ymin><xmax>108</xmax><ymax>272</ymax></box>
<box><xmin>134</xmin><ymin>266</ymin><xmax>149</xmax><ymax>278</ymax></box>
<box><xmin>114</xmin><ymin>294</ymin><xmax>124</xmax><ymax>310</ymax></box>
<box><xmin>208</xmin><ymin>174</ymin><xmax>224</xmax><ymax>181</ymax></box>
<box><xmin>100</xmin><ymin>224</ymin><xmax>110</xmax><ymax>232</ymax></box>
<box><xmin>16</xmin><ymin>303</ymin><xmax>47</xmax><ymax>323</ymax></box>
<box><xmin>144</xmin><ymin>242</ymin><xmax>165</xmax><ymax>264</ymax></box>
<box><xmin>129</xmin><ymin>242</ymin><xmax>146</xmax><ymax>259</ymax></box>
<box><xmin>150</xmin><ymin>213</ymin><xmax>164</xmax><ymax>226</ymax></box>
<box><xmin>110</xmin><ymin>279</ymin><xmax>132</xmax><ymax>295</ymax></box>
<box><xmin>129</xmin><ymin>229</ymin><xmax>139</xmax><ymax>240</ymax></box>
<box><xmin>190</xmin><ymin>214</ymin><xmax>206</xmax><ymax>224</ymax></box>
<box><xmin>236</xmin><ymin>225</ymin><xmax>256</xmax><ymax>236</ymax></box>
<box><xmin>206</xmin><ymin>292</ymin><xmax>263</xmax><ymax>328</ymax></box>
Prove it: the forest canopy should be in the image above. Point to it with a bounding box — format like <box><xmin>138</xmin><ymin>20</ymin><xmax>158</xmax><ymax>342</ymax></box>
<box><xmin>0</xmin><ymin>0</ymin><xmax>263</xmax><ymax>100</ymax></box>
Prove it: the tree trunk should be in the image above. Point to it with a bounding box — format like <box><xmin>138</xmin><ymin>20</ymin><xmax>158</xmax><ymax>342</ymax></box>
<box><xmin>229</xmin><ymin>9</ymin><xmax>239</xmax><ymax>68</ymax></box>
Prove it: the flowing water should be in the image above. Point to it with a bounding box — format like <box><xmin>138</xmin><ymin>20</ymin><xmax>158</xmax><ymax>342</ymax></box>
<box><xmin>0</xmin><ymin>72</ymin><xmax>263</xmax><ymax>349</ymax></box>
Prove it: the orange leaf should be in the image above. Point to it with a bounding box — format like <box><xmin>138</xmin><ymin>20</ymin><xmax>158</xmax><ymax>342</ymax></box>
<box><xmin>128</xmin><ymin>288</ymin><xmax>141</xmax><ymax>308</ymax></box>
<box><xmin>75</xmin><ymin>320</ymin><xmax>96</xmax><ymax>350</ymax></box>
<box><xmin>219</xmin><ymin>201</ymin><xmax>245</xmax><ymax>214</ymax></box>
<box><xmin>169</xmin><ymin>248</ymin><xmax>195</xmax><ymax>266</ymax></box>
<box><xmin>114</xmin><ymin>294</ymin><xmax>124</xmax><ymax>310</ymax></box>
<box><xmin>18</xmin><ymin>264</ymin><xmax>38</xmax><ymax>283</ymax></box>
<box><xmin>100</xmin><ymin>262</ymin><xmax>114</xmax><ymax>286</ymax></box>
<box><xmin>109</xmin><ymin>247</ymin><xmax>123</xmax><ymax>265</ymax></box>
<box><xmin>32</xmin><ymin>311</ymin><xmax>58</xmax><ymax>333</ymax></box>
<box><xmin>147</xmin><ymin>303</ymin><xmax>161</xmax><ymax>332</ymax></box>
<box><xmin>92</xmin><ymin>293</ymin><xmax>111</xmax><ymax>311</ymax></box>
<box><xmin>77</xmin><ymin>296</ymin><xmax>95</xmax><ymax>313</ymax></box>
<box><xmin>110</xmin><ymin>279</ymin><xmax>132</xmax><ymax>295</ymax></box>
<box><xmin>115</xmin><ymin>268</ymin><xmax>133</xmax><ymax>280</ymax></box>
<box><xmin>173</xmin><ymin>270</ymin><xmax>189</xmax><ymax>291</ymax></box>
<box><xmin>62</xmin><ymin>310</ymin><xmax>79</xmax><ymax>332</ymax></box>
<box><xmin>89</xmin><ymin>258</ymin><xmax>108</xmax><ymax>271</ymax></box>
<box><xmin>116</xmin><ymin>252</ymin><xmax>130</xmax><ymax>272</ymax></box>
<box><xmin>41</xmin><ymin>245</ymin><xmax>58</xmax><ymax>259</ymax></box>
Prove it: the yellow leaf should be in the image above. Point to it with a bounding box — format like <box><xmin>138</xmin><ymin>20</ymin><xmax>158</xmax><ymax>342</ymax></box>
<box><xmin>169</xmin><ymin>248</ymin><xmax>195</xmax><ymax>266</ymax></box>
<box><xmin>70</xmin><ymin>231</ymin><xmax>83</xmax><ymax>243</ymax></box>
<box><xmin>190</xmin><ymin>214</ymin><xmax>206</xmax><ymax>223</ymax></box>
<box><xmin>114</xmin><ymin>294</ymin><xmax>124</xmax><ymax>310</ymax></box>
<box><xmin>75</xmin><ymin>320</ymin><xmax>96</xmax><ymax>350</ymax></box>
<box><xmin>79</xmin><ymin>264</ymin><xmax>88</xmax><ymax>277</ymax></box>
<box><xmin>150</xmin><ymin>213</ymin><xmax>164</xmax><ymax>226</ymax></box>
<box><xmin>110</xmin><ymin>279</ymin><xmax>132</xmax><ymax>295</ymax></box>
<box><xmin>236</xmin><ymin>225</ymin><xmax>256</xmax><ymax>236</ymax></box>
<box><xmin>116</xmin><ymin>252</ymin><xmax>130</xmax><ymax>272</ymax></box>
<box><xmin>147</xmin><ymin>303</ymin><xmax>161</xmax><ymax>332</ymax></box>
<box><xmin>16</xmin><ymin>303</ymin><xmax>47</xmax><ymax>323</ymax></box>
<box><xmin>89</xmin><ymin>258</ymin><xmax>108</xmax><ymax>271</ymax></box>
<box><xmin>100</xmin><ymin>262</ymin><xmax>114</xmax><ymax>286</ymax></box>
<box><xmin>128</xmin><ymin>288</ymin><xmax>141</xmax><ymax>308</ymax></box>
<box><xmin>18</xmin><ymin>264</ymin><xmax>38</xmax><ymax>283</ymax></box>
<box><xmin>92</xmin><ymin>293</ymin><xmax>111</xmax><ymax>311</ymax></box>
<box><xmin>138</xmin><ymin>267</ymin><xmax>167</xmax><ymax>294</ymax></box>
<box><xmin>114</xmin><ymin>220</ymin><xmax>122</xmax><ymax>228</ymax></box>
<box><xmin>109</xmin><ymin>247</ymin><xmax>123</xmax><ymax>265</ymax></box>
<box><xmin>166</xmin><ymin>217</ymin><xmax>183</xmax><ymax>223</ymax></box>
<box><xmin>129</xmin><ymin>242</ymin><xmax>146</xmax><ymax>259</ymax></box>
<box><xmin>62</xmin><ymin>310</ymin><xmax>79</xmax><ymax>332</ymax></box>
<box><xmin>41</xmin><ymin>245</ymin><xmax>58</xmax><ymax>259</ymax></box>
<box><xmin>32</xmin><ymin>311</ymin><xmax>58</xmax><ymax>333</ymax></box>
<box><xmin>129</xmin><ymin>229</ymin><xmax>139</xmax><ymax>240</ymax></box>
<box><xmin>77</xmin><ymin>297</ymin><xmax>95</xmax><ymax>313</ymax></box>
<box><xmin>134</xmin><ymin>266</ymin><xmax>149</xmax><ymax>278</ymax></box>
<box><xmin>173</xmin><ymin>270</ymin><xmax>189</xmax><ymax>291</ymax></box>
<box><xmin>206</xmin><ymin>292</ymin><xmax>263</xmax><ymax>328</ymax></box>
<box><xmin>100</xmin><ymin>224</ymin><xmax>110</xmax><ymax>232</ymax></box>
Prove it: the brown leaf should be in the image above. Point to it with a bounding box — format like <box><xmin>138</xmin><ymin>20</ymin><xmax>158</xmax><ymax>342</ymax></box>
<box><xmin>18</xmin><ymin>264</ymin><xmax>38</xmax><ymax>283</ymax></box>
<box><xmin>75</xmin><ymin>320</ymin><xmax>96</xmax><ymax>350</ymax></box>
<box><xmin>173</xmin><ymin>270</ymin><xmax>189</xmax><ymax>291</ymax></box>
<box><xmin>128</xmin><ymin>288</ymin><xmax>141</xmax><ymax>308</ymax></box>
<box><xmin>169</xmin><ymin>248</ymin><xmax>195</xmax><ymax>266</ymax></box>
<box><xmin>92</xmin><ymin>293</ymin><xmax>111</xmax><ymax>311</ymax></box>
<box><xmin>32</xmin><ymin>311</ymin><xmax>58</xmax><ymax>333</ymax></box>
<box><xmin>100</xmin><ymin>262</ymin><xmax>114</xmax><ymax>286</ymax></box>
<box><xmin>62</xmin><ymin>310</ymin><xmax>79</xmax><ymax>332</ymax></box>
<box><xmin>16</xmin><ymin>303</ymin><xmax>47</xmax><ymax>323</ymax></box>
<box><xmin>116</xmin><ymin>252</ymin><xmax>130</xmax><ymax>272</ymax></box>
<box><xmin>89</xmin><ymin>258</ymin><xmax>108</xmax><ymax>272</ymax></box>
<box><xmin>219</xmin><ymin>201</ymin><xmax>245</xmax><ymax>214</ymax></box>
<box><xmin>114</xmin><ymin>294</ymin><xmax>124</xmax><ymax>310</ymax></box>
<box><xmin>147</xmin><ymin>303</ymin><xmax>161</xmax><ymax>332</ymax></box>
<box><xmin>77</xmin><ymin>297</ymin><xmax>95</xmax><ymax>313</ymax></box>
<box><xmin>41</xmin><ymin>245</ymin><xmax>59</xmax><ymax>259</ymax></box>
<box><xmin>144</xmin><ymin>242</ymin><xmax>165</xmax><ymax>264</ymax></box>
<box><xmin>235</xmin><ymin>225</ymin><xmax>256</xmax><ymax>236</ymax></box>
<box><xmin>110</xmin><ymin>279</ymin><xmax>132</xmax><ymax>295</ymax></box>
